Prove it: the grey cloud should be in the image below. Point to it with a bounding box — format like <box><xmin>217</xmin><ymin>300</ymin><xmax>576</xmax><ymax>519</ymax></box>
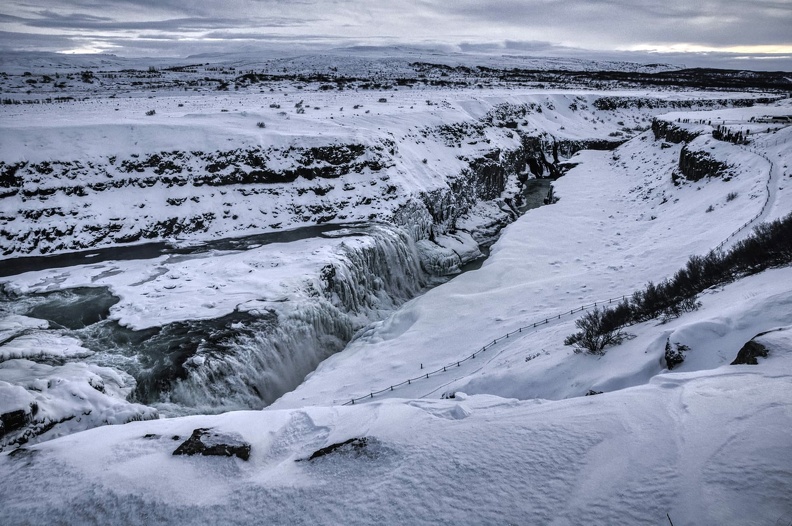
<box><xmin>33</xmin><ymin>11</ymin><xmax>114</xmax><ymax>25</ymax></box>
<box><xmin>29</xmin><ymin>16</ymin><xmax>298</xmax><ymax>30</ymax></box>
<box><xmin>417</xmin><ymin>0</ymin><xmax>792</xmax><ymax>47</ymax></box>
<box><xmin>0</xmin><ymin>13</ymin><xmax>28</xmax><ymax>23</ymax></box>
<box><xmin>0</xmin><ymin>0</ymin><xmax>789</xmax><ymax>67</ymax></box>
<box><xmin>13</xmin><ymin>11</ymin><xmax>315</xmax><ymax>32</ymax></box>
<box><xmin>0</xmin><ymin>30</ymin><xmax>78</xmax><ymax>52</ymax></box>
<box><xmin>458</xmin><ymin>40</ymin><xmax>557</xmax><ymax>53</ymax></box>
<box><xmin>201</xmin><ymin>30</ymin><xmax>331</xmax><ymax>41</ymax></box>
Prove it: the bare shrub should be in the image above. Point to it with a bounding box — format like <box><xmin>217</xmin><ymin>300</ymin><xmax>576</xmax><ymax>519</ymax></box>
<box><xmin>564</xmin><ymin>307</ymin><xmax>628</xmax><ymax>355</ymax></box>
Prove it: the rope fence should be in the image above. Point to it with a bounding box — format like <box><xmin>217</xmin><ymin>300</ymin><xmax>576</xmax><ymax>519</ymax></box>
<box><xmin>342</xmin><ymin>293</ymin><xmax>630</xmax><ymax>405</ymax></box>
<box><xmin>715</xmin><ymin>146</ymin><xmax>775</xmax><ymax>251</ymax></box>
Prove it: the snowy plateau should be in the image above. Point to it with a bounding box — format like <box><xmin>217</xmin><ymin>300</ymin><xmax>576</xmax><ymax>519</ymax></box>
<box><xmin>0</xmin><ymin>50</ymin><xmax>791</xmax><ymax>525</ymax></box>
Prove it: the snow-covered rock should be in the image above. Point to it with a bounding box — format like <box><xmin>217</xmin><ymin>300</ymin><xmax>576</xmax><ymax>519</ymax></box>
<box><xmin>0</xmin><ymin>359</ymin><xmax>158</xmax><ymax>450</ymax></box>
<box><xmin>1</xmin><ymin>331</ymin><xmax>790</xmax><ymax>524</ymax></box>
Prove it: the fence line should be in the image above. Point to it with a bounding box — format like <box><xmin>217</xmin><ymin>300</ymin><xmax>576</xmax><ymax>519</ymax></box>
<box><xmin>340</xmin><ymin>137</ymin><xmax>782</xmax><ymax>406</ymax></box>
<box><xmin>715</xmin><ymin>145</ymin><xmax>775</xmax><ymax>251</ymax></box>
<box><xmin>341</xmin><ymin>293</ymin><xmax>629</xmax><ymax>405</ymax></box>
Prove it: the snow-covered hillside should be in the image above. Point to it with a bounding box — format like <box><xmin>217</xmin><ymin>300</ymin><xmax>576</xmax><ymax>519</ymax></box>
<box><xmin>3</xmin><ymin>88</ymin><xmax>773</xmax><ymax>257</ymax></box>
<box><xmin>1</xmin><ymin>273</ymin><xmax>791</xmax><ymax>525</ymax></box>
<box><xmin>1</xmin><ymin>53</ymin><xmax>791</xmax><ymax>525</ymax></box>
<box><xmin>0</xmin><ymin>320</ymin><xmax>792</xmax><ymax>525</ymax></box>
<box><xmin>272</xmin><ymin>99</ymin><xmax>792</xmax><ymax>408</ymax></box>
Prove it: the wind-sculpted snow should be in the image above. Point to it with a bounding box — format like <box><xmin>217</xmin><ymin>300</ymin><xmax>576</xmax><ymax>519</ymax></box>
<box><xmin>1</xmin><ymin>341</ymin><xmax>790</xmax><ymax>524</ymax></box>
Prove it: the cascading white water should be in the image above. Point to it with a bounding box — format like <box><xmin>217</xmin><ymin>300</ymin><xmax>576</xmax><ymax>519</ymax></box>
<box><xmin>325</xmin><ymin>225</ymin><xmax>428</xmax><ymax>316</ymax></box>
<box><xmin>159</xmin><ymin>225</ymin><xmax>429</xmax><ymax>413</ymax></box>
<box><xmin>2</xmin><ymin>122</ymin><xmax>563</xmax><ymax>425</ymax></box>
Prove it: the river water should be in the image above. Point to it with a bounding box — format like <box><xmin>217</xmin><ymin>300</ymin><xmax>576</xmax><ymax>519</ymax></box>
<box><xmin>0</xmin><ymin>223</ymin><xmax>354</xmax><ymax>278</ymax></box>
<box><xmin>0</xmin><ymin>178</ymin><xmax>555</xmax><ymax>415</ymax></box>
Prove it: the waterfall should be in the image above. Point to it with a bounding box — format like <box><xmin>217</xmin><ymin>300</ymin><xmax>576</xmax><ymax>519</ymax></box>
<box><xmin>157</xmin><ymin>225</ymin><xmax>429</xmax><ymax>413</ymax></box>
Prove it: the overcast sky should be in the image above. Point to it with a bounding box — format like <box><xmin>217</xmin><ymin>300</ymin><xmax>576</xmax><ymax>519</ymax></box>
<box><xmin>1</xmin><ymin>0</ymin><xmax>791</xmax><ymax>70</ymax></box>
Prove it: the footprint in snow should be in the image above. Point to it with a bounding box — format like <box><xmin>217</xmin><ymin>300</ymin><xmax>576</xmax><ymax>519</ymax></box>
<box><xmin>407</xmin><ymin>400</ymin><xmax>472</xmax><ymax>420</ymax></box>
<box><xmin>266</xmin><ymin>411</ymin><xmax>331</xmax><ymax>462</ymax></box>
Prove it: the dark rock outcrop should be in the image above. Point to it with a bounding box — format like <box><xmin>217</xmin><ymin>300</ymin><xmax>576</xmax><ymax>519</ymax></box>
<box><xmin>678</xmin><ymin>145</ymin><xmax>730</xmax><ymax>181</ymax></box>
<box><xmin>521</xmin><ymin>136</ymin><xmax>558</xmax><ymax>179</ymax></box>
<box><xmin>404</xmin><ymin>131</ymin><xmax>613</xmax><ymax>244</ymax></box>
<box><xmin>651</xmin><ymin>119</ymin><xmax>702</xmax><ymax>144</ymax></box>
<box><xmin>664</xmin><ymin>340</ymin><xmax>688</xmax><ymax>370</ymax></box>
<box><xmin>300</xmin><ymin>437</ymin><xmax>374</xmax><ymax>461</ymax></box>
<box><xmin>0</xmin><ymin>143</ymin><xmax>389</xmax><ymax>199</ymax></box>
<box><xmin>0</xmin><ymin>409</ymin><xmax>29</xmax><ymax>438</ymax></box>
<box><xmin>595</xmin><ymin>96</ymin><xmax>772</xmax><ymax>112</ymax></box>
<box><xmin>521</xmin><ymin>136</ymin><xmax>624</xmax><ymax>179</ymax></box>
<box><xmin>173</xmin><ymin>428</ymin><xmax>251</xmax><ymax>460</ymax></box>
<box><xmin>731</xmin><ymin>339</ymin><xmax>769</xmax><ymax>365</ymax></box>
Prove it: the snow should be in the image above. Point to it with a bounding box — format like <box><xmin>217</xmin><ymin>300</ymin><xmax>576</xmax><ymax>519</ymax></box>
<box><xmin>4</xmin><ymin>238</ymin><xmax>348</xmax><ymax>331</ymax></box>
<box><xmin>1</xmin><ymin>87</ymin><xmax>775</xmax><ymax>257</ymax></box>
<box><xmin>1</xmin><ymin>321</ymin><xmax>790</xmax><ymax>524</ymax></box>
<box><xmin>1</xmin><ymin>53</ymin><xmax>791</xmax><ymax>525</ymax></box>
<box><xmin>0</xmin><ymin>331</ymin><xmax>93</xmax><ymax>362</ymax></box>
<box><xmin>273</xmin><ymin>106</ymin><xmax>792</xmax><ymax>407</ymax></box>
<box><xmin>0</xmin><ymin>315</ymin><xmax>48</xmax><ymax>344</ymax></box>
<box><xmin>415</xmin><ymin>231</ymin><xmax>482</xmax><ymax>275</ymax></box>
<box><xmin>0</xmin><ymin>359</ymin><xmax>158</xmax><ymax>449</ymax></box>
<box><xmin>0</xmin><ymin>49</ymin><xmax>682</xmax><ymax>77</ymax></box>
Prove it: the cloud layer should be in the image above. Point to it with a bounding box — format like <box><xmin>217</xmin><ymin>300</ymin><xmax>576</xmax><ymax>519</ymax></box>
<box><xmin>1</xmin><ymin>0</ymin><xmax>790</xmax><ymax>69</ymax></box>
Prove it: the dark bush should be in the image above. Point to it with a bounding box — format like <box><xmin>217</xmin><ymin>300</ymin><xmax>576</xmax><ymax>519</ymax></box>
<box><xmin>564</xmin><ymin>306</ymin><xmax>628</xmax><ymax>355</ymax></box>
<box><xmin>565</xmin><ymin>213</ymin><xmax>792</xmax><ymax>354</ymax></box>
<box><xmin>665</xmin><ymin>340</ymin><xmax>688</xmax><ymax>369</ymax></box>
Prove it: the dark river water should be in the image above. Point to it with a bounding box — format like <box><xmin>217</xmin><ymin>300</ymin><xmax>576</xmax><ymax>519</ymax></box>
<box><xmin>0</xmin><ymin>178</ymin><xmax>555</xmax><ymax>414</ymax></box>
<box><xmin>0</xmin><ymin>223</ymin><xmax>355</xmax><ymax>278</ymax></box>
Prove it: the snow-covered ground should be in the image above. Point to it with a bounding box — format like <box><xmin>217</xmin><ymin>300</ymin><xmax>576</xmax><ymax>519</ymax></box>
<box><xmin>275</xmin><ymin>99</ymin><xmax>792</xmax><ymax>408</ymax></box>
<box><xmin>1</xmin><ymin>53</ymin><xmax>791</xmax><ymax>524</ymax></box>
<box><xmin>1</xmin><ymin>281</ymin><xmax>790</xmax><ymax>524</ymax></box>
<box><xmin>0</xmin><ymin>77</ymin><xmax>775</xmax><ymax>257</ymax></box>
